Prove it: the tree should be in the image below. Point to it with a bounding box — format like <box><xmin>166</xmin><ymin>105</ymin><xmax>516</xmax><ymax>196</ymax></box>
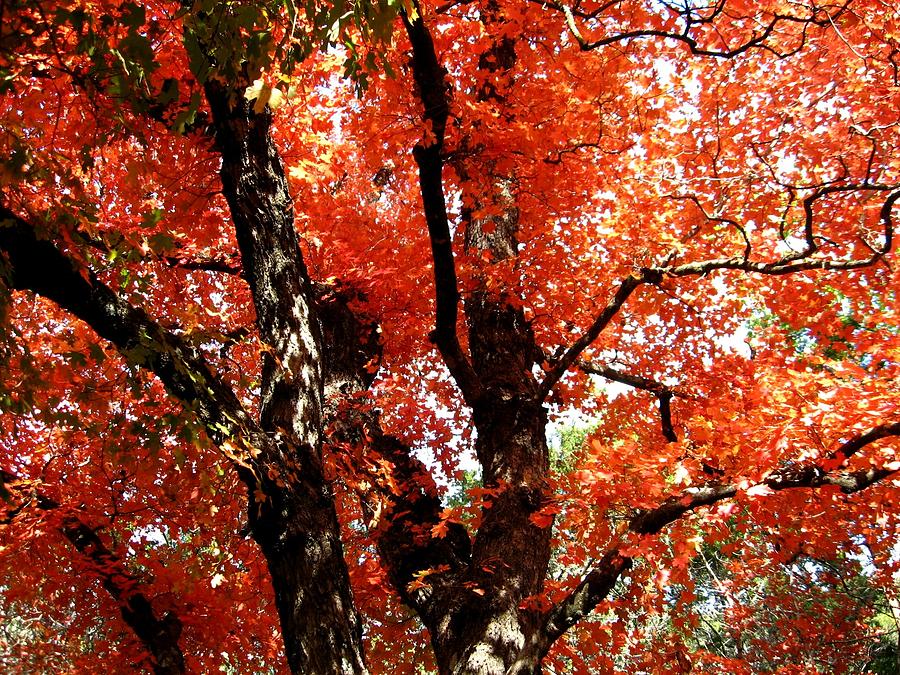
<box><xmin>1</xmin><ymin>0</ymin><xmax>899</xmax><ymax>672</ymax></box>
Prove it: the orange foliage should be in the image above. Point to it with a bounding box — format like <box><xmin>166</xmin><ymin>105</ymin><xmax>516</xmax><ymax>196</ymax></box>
<box><xmin>1</xmin><ymin>0</ymin><xmax>899</xmax><ymax>672</ymax></box>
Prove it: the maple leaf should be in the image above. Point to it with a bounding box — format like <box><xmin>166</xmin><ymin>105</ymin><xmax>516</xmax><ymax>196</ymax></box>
<box><xmin>244</xmin><ymin>79</ymin><xmax>286</xmax><ymax>114</ymax></box>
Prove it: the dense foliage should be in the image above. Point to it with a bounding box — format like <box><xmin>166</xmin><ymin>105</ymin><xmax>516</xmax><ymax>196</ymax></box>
<box><xmin>1</xmin><ymin>0</ymin><xmax>899</xmax><ymax>673</ymax></box>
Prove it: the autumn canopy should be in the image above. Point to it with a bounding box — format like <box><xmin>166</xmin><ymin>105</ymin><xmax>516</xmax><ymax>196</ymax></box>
<box><xmin>1</xmin><ymin>0</ymin><xmax>899</xmax><ymax>672</ymax></box>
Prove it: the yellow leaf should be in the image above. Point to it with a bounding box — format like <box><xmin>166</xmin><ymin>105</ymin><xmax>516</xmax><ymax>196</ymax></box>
<box><xmin>244</xmin><ymin>79</ymin><xmax>284</xmax><ymax>113</ymax></box>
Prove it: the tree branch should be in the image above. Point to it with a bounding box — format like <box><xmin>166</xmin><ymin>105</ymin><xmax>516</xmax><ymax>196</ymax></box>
<box><xmin>536</xmin><ymin>420</ymin><xmax>900</xmax><ymax>658</ymax></box>
<box><xmin>662</xmin><ymin>187</ymin><xmax>898</xmax><ymax>277</ymax></box>
<box><xmin>580</xmin><ymin>360</ymin><xmax>681</xmax><ymax>442</ymax></box>
<box><xmin>1</xmin><ymin>469</ymin><xmax>186</xmax><ymax>675</ymax></box>
<box><xmin>559</xmin><ymin>2</ymin><xmax>849</xmax><ymax>59</ymax></box>
<box><xmin>402</xmin><ymin>6</ymin><xmax>482</xmax><ymax>406</ymax></box>
<box><xmin>0</xmin><ymin>206</ymin><xmax>259</xmax><ymax>469</ymax></box>
<box><xmin>630</xmin><ymin>421</ymin><xmax>900</xmax><ymax>535</ymax></box>
<box><xmin>507</xmin><ymin>549</ymin><xmax>632</xmax><ymax>674</ymax></box>
<box><xmin>539</xmin><ymin>268</ymin><xmax>662</xmax><ymax>399</ymax></box>
<box><xmin>540</xmin><ymin>187</ymin><xmax>898</xmax><ymax>397</ymax></box>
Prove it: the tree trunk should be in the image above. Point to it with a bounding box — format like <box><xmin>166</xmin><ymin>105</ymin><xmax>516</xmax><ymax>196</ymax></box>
<box><xmin>437</xmin><ymin>295</ymin><xmax>552</xmax><ymax>675</ymax></box>
<box><xmin>204</xmin><ymin>80</ymin><xmax>369</xmax><ymax>675</ymax></box>
<box><xmin>250</xmin><ymin>478</ymin><xmax>367</xmax><ymax>675</ymax></box>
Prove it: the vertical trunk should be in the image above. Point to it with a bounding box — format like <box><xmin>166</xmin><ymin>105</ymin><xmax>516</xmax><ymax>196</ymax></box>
<box><xmin>250</xmin><ymin>478</ymin><xmax>366</xmax><ymax>675</ymax></box>
<box><xmin>445</xmin><ymin>7</ymin><xmax>554</xmax><ymax>670</ymax></box>
<box><xmin>407</xmin><ymin>299</ymin><xmax>552</xmax><ymax>675</ymax></box>
<box><xmin>204</xmin><ymin>82</ymin><xmax>368</xmax><ymax>675</ymax></box>
<box><xmin>440</xmin><ymin>295</ymin><xmax>552</xmax><ymax>675</ymax></box>
<box><xmin>403</xmin><ymin>6</ymin><xmax>555</xmax><ymax>672</ymax></box>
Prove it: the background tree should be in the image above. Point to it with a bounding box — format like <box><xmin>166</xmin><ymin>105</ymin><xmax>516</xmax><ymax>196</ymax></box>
<box><xmin>1</xmin><ymin>0</ymin><xmax>899</xmax><ymax>673</ymax></box>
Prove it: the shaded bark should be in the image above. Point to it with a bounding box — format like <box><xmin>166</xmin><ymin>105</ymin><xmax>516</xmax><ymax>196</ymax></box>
<box><xmin>404</xmin><ymin>8</ymin><xmax>556</xmax><ymax>671</ymax></box>
<box><xmin>60</xmin><ymin>516</ymin><xmax>185</xmax><ymax>675</ymax></box>
<box><xmin>315</xmin><ymin>285</ymin><xmax>473</xmax><ymax>649</ymax></box>
<box><xmin>438</xmin><ymin>295</ymin><xmax>551</xmax><ymax>675</ymax></box>
<box><xmin>203</xmin><ymin>83</ymin><xmax>367</xmax><ymax>674</ymax></box>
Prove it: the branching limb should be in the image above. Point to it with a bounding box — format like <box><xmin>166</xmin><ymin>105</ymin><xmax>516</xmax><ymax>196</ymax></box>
<box><xmin>557</xmin><ymin>1</ymin><xmax>850</xmax><ymax>59</ymax></box>
<box><xmin>0</xmin><ymin>206</ymin><xmax>258</xmax><ymax>467</ymax></box>
<box><xmin>630</xmin><ymin>420</ymin><xmax>900</xmax><ymax>534</ymax></box>
<box><xmin>1</xmin><ymin>469</ymin><xmax>186</xmax><ymax>675</ymax></box>
<box><xmin>580</xmin><ymin>360</ymin><xmax>681</xmax><ymax>442</ymax></box>
<box><xmin>539</xmin><ymin>268</ymin><xmax>663</xmax><ymax>399</ymax></box>
<box><xmin>530</xmin><ymin>420</ymin><xmax>900</xmax><ymax>661</ymax></box>
<box><xmin>402</xmin><ymin>5</ymin><xmax>482</xmax><ymax>406</ymax></box>
<box><xmin>542</xmin><ymin>188</ymin><xmax>898</xmax><ymax>398</ymax></box>
<box><xmin>663</xmin><ymin>185</ymin><xmax>897</xmax><ymax>276</ymax></box>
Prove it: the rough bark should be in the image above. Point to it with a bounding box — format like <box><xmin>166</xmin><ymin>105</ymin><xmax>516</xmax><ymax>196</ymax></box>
<box><xmin>0</xmin><ymin>203</ymin><xmax>365</xmax><ymax>674</ymax></box>
<box><xmin>438</xmin><ymin>295</ymin><xmax>551</xmax><ymax>675</ymax></box>
<box><xmin>203</xmin><ymin>83</ymin><xmax>367</xmax><ymax>675</ymax></box>
<box><xmin>318</xmin><ymin>289</ymin><xmax>553</xmax><ymax>675</ymax></box>
<box><xmin>404</xmin><ymin>8</ymin><xmax>556</xmax><ymax>672</ymax></box>
<box><xmin>315</xmin><ymin>285</ymin><xmax>473</xmax><ymax>648</ymax></box>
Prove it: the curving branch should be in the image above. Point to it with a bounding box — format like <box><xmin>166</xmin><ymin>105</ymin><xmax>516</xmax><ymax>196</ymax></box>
<box><xmin>533</xmin><ymin>419</ymin><xmax>900</xmax><ymax>658</ymax></box>
<box><xmin>580</xmin><ymin>360</ymin><xmax>681</xmax><ymax>442</ymax></box>
<box><xmin>507</xmin><ymin>549</ymin><xmax>632</xmax><ymax>674</ymax></box>
<box><xmin>1</xmin><ymin>469</ymin><xmax>186</xmax><ymax>675</ymax></box>
<box><xmin>661</xmin><ymin>186</ymin><xmax>898</xmax><ymax>277</ymax></box>
<box><xmin>560</xmin><ymin>0</ymin><xmax>850</xmax><ymax>59</ymax></box>
<box><xmin>402</xmin><ymin>6</ymin><xmax>482</xmax><ymax>406</ymax></box>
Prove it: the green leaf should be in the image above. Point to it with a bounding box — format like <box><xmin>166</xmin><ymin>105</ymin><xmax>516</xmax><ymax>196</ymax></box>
<box><xmin>148</xmin><ymin>232</ymin><xmax>177</xmax><ymax>253</ymax></box>
<box><xmin>120</xmin><ymin>2</ymin><xmax>146</xmax><ymax>29</ymax></box>
<box><xmin>88</xmin><ymin>343</ymin><xmax>106</xmax><ymax>364</ymax></box>
<box><xmin>141</xmin><ymin>207</ymin><xmax>165</xmax><ymax>229</ymax></box>
<box><xmin>157</xmin><ymin>78</ymin><xmax>180</xmax><ymax>105</ymax></box>
<box><xmin>173</xmin><ymin>91</ymin><xmax>202</xmax><ymax>134</ymax></box>
<box><xmin>119</xmin><ymin>33</ymin><xmax>156</xmax><ymax>74</ymax></box>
